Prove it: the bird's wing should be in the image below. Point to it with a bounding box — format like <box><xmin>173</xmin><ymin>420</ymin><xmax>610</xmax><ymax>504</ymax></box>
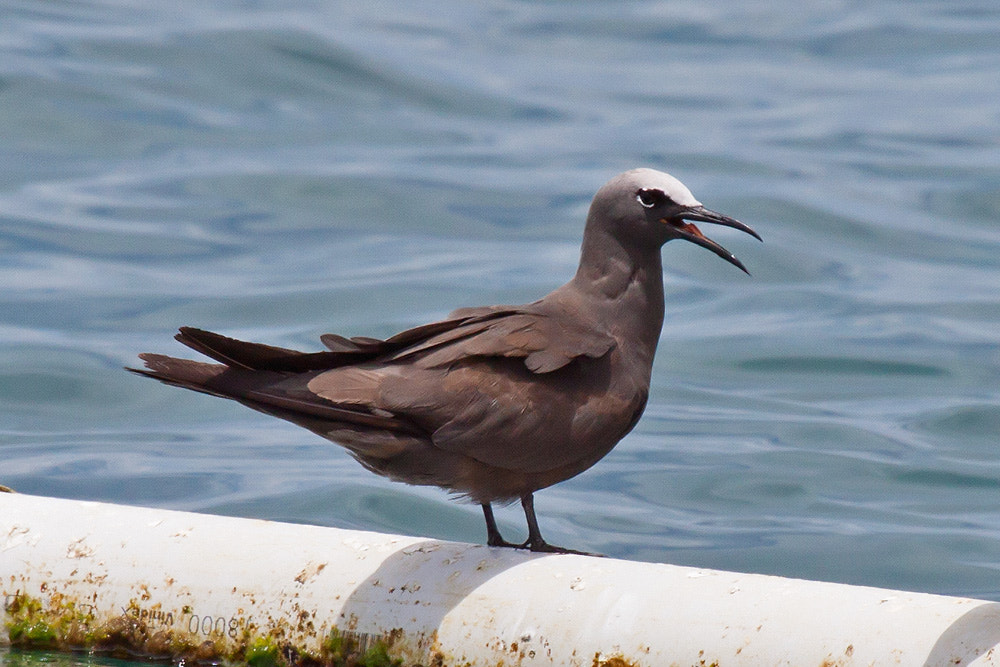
<box><xmin>305</xmin><ymin>308</ymin><xmax>621</xmax><ymax>472</ymax></box>
<box><xmin>173</xmin><ymin>302</ymin><xmax>614</xmax><ymax>376</ymax></box>
<box><xmin>161</xmin><ymin>306</ymin><xmax>618</xmax><ymax>473</ymax></box>
<box><xmin>387</xmin><ymin>308</ymin><xmax>617</xmax><ymax>374</ymax></box>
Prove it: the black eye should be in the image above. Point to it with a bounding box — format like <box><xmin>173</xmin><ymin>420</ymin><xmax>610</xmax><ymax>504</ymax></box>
<box><xmin>636</xmin><ymin>188</ymin><xmax>663</xmax><ymax>208</ymax></box>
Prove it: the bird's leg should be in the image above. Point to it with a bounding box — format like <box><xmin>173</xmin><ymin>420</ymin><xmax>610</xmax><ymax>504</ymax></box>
<box><xmin>482</xmin><ymin>503</ymin><xmax>521</xmax><ymax>548</ymax></box>
<box><xmin>519</xmin><ymin>493</ymin><xmax>600</xmax><ymax>556</ymax></box>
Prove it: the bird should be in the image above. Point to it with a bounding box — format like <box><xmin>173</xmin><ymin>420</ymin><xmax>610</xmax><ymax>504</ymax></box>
<box><xmin>130</xmin><ymin>168</ymin><xmax>760</xmax><ymax>554</ymax></box>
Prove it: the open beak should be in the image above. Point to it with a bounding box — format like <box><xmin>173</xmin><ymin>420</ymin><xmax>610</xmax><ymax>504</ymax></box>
<box><xmin>665</xmin><ymin>206</ymin><xmax>762</xmax><ymax>274</ymax></box>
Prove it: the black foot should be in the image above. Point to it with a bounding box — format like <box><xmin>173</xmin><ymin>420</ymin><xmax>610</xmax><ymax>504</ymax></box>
<box><xmin>523</xmin><ymin>538</ymin><xmax>604</xmax><ymax>557</ymax></box>
<box><xmin>486</xmin><ymin>536</ymin><xmax>524</xmax><ymax>549</ymax></box>
<box><xmin>487</xmin><ymin>534</ymin><xmax>600</xmax><ymax>556</ymax></box>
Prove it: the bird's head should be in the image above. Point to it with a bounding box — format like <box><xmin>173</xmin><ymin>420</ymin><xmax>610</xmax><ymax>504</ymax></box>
<box><xmin>590</xmin><ymin>168</ymin><xmax>762</xmax><ymax>273</ymax></box>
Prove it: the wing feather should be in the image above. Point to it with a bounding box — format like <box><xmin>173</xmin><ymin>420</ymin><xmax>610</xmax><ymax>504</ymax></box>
<box><xmin>399</xmin><ymin>311</ymin><xmax>615</xmax><ymax>373</ymax></box>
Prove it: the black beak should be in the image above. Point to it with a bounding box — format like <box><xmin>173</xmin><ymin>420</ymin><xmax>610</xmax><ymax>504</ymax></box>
<box><xmin>666</xmin><ymin>206</ymin><xmax>762</xmax><ymax>274</ymax></box>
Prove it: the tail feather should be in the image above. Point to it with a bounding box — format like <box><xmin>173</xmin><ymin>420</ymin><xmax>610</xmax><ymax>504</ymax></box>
<box><xmin>128</xmin><ymin>353</ymin><xmax>228</xmax><ymax>395</ymax></box>
<box><xmin>128</xmin><ymin>353</ymin><xmax>423</xmax><ymax>436</ymax></box>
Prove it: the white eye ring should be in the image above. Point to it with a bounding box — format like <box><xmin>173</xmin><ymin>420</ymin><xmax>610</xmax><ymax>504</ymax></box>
<box><xmin>636</xmin><ymin>189</ymin><xmax>659</xmax><ymax>208</ymax></box>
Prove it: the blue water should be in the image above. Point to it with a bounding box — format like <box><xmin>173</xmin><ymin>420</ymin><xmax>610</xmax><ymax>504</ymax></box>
<box><xmin>2</xmin><ymin>4</ymin><xmax>1000</xmax><ymax>649</ymax></box>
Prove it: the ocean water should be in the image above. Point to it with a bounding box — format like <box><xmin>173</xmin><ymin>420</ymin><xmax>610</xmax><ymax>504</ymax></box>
<box><xmin>2</xmin><ymin>2</ymin><xmax>1000</xmax><ymax>657</ymax></box>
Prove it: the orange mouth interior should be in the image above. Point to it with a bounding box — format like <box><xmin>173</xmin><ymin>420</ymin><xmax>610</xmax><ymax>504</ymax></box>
<box><xmin>662</xmin><ymin>218</ymin><xmax>706</xmax><ymax>240</ymax></box>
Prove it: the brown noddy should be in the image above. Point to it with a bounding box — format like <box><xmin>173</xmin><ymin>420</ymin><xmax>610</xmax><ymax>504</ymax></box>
<box><xmin>130</xmin><ymin>168</ymin><xmax>760</xmax><ymax>554</ymax></box>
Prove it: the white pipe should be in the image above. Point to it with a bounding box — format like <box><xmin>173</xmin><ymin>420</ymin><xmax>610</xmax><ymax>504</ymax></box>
<box><xmin>2</xmin><ymin>492</ymin><xmax>1000</xmax><ymax>666</ymax></box>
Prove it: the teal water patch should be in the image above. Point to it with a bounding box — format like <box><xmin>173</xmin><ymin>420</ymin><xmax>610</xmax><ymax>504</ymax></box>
<box><xmin>916</xmin><ymin>405</ymin><xmax>1000</xmax><ymax>444</ymax></box>
<box><xmin>737</xmin><ymin>356</ymin><xmax>948</xmax><ymax>377</ymax></box>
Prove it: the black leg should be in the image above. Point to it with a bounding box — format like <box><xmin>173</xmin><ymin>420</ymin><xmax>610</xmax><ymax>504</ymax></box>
<box><xmin>482</xmin><ymin>503</ymin><xmax>520</xmax><ymax>548</ymax></box>
<box><xmin>520</xmin><ymin>493</ymin><xmax>548</xmax><ymax>549</ymax></box>
<box><xmin>483</xmin><ymin>496</ymin><xmax>602</xmax><ymax>556</ymax></box>
<box><xmin>519</xmin><ymin>493</ymin><xmax>601</xmax><ymax>556</ymax></box>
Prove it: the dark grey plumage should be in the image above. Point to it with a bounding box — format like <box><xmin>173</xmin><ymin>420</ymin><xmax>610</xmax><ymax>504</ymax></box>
<box><xmin>131</xmin><ymin>168</ymin><xmax>760</xmax><ymax>553</ymax></box>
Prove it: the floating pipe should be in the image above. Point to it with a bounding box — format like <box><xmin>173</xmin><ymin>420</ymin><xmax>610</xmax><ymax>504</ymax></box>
<box><xmin>2</xmin><ymin>492</ymin><xmax>1000</xmax><ymax>666</ymax></box>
